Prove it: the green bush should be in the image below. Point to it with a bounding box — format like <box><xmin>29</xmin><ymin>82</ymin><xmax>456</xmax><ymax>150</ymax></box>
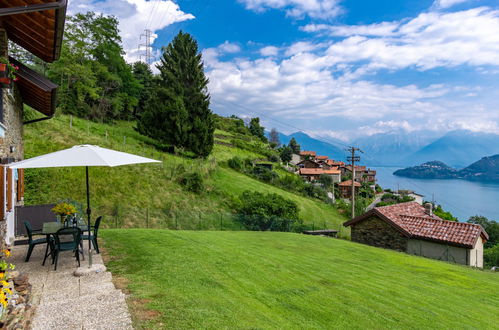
<box><xmin>251</xmin><ymin>166</ymin><xmax>277</xmax><ymax>183</ymax></box>
<box><xmin>484</xmin><ymin>245</ymin><xmax>499</xmax><ymax>268</ymax></box>
<box><xmin>268</xmin><ymin>153</ymin><xmax>280</xmax><ymax>163</ymax></box>
<box><xmin>228</xmin><ymin>156</ymin><xmax>243</xmax><ymax>170</ymax></box>
<box><xmin>235</xmin><ymin>191</ymin><xmax>301</xmax><ymax>231</ymax></box>
<box><xmin>178</xmin><ymin>172</ymin><xmax>204</xmax><ymax>193</ymax></box>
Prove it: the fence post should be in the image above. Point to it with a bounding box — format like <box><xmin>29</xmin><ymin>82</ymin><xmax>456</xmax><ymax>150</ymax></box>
<box><xmin>69</xmin><ymin>115</ymin><xmax>73</xmax><ymax>128</ymax></box>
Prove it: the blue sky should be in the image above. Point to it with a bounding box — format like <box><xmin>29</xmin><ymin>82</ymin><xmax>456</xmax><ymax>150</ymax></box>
<box><xmin>69</xmin><ymin>0</ymin><xmax>499</xmax><ymax>141</ymax></box>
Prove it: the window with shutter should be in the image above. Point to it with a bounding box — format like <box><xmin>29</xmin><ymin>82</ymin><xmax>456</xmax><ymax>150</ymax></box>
<box><xmin>16</xmin><ymin>168</ymin><xmax>24</xmax><ymax>202</ymax></box>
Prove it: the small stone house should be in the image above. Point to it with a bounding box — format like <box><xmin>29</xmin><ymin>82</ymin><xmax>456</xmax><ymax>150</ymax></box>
<box><xmin>299</xmin><ymin>150</ymin><xmax>316</xmax><ymax>161</ymax></box>
<box><xmin>0</xmin><ymin>1</ymin><xmax>67</xmax><ymax>244</ymax></box>
<box><xmin>297</xmin><ymin>159</ymin><xmax>321</xmax><ymax>169</ymax></box>
<box><xmin>343</xmin><ymin>202</ymin><xmax>488</xmax><ymax>268</ymax></box>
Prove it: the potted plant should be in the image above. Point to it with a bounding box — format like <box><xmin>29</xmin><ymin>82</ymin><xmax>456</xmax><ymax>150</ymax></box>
<box><xmin>51</xmin><ymin>202</ymin><xmax>77</xmax><ymax>226</ymax></box>
<box><xmin>0</xmin><ymin>58</ymin><xmax>18</xmax><ymax>88</ymax></box>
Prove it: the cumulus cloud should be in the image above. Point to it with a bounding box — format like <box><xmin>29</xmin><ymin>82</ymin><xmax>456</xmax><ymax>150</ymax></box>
<box><xmin>68</xmin><ymin>0</ymin><xmax>194</xmax><ymax>62</ymax></box>
<box><xmin>260</xmin><ymin>46</ymin><xmax>280</xmax><ymax>56</ymax></box>
<box><xmin>238</xmin><ymin>0</ymin><xmax>342</xmax><ymax>19</ymax></box>
<box><xmin>302</xmin><ymin>7</ymin><xmax>499</xmax><ymax>71</ymax></box>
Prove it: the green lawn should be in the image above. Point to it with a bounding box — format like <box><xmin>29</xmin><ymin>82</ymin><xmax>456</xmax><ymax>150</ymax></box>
<box><xmin>102</xmin><ymin>229</ymin><xmax>499</xmax><ymax>329</ymax></box>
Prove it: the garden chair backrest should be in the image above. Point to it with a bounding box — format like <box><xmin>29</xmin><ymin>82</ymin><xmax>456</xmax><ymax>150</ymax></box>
<box><xmin>24</xmin><ymin>221</ymin><xmax>34</xmax><ymax>242</ymax></box>
<box><xmin>93</xmin><ymin>216</ymin><xmax>102</xmax><ymax>238</ymax></box>
<box><xmin>54</xmin><ymin>227</ymin><xmax>82</xmax><ymax>250</ymax></box>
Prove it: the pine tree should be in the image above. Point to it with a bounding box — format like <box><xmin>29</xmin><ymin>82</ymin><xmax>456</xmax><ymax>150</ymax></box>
<box><xmin>288</xmin><ymin>138</ymin><xmax>300</xmax><ymax>154</ymax></box>
<box><xmin>156</xmin><ymin>31</ymin><xmax>214</xmax><ymax>157</ymax></box>
<box><xmin>269</xmin><ymin>128</ymin><xmax>280</xmax><ymax>147</ymax></box>
<box><xmin>249</xmin><ymin>117</ymin><xmax>266</xmax><ymax>142</ymax></box>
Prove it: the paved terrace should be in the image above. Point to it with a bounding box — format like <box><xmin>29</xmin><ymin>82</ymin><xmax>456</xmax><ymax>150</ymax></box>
<box><xmin>11</xmin><ymin>242</ymin><xmax>133</xmax><ymax>329</ymax></box>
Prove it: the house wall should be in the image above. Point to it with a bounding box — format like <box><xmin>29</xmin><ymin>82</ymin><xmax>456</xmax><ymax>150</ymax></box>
<box><xmin>406</xmin><ymin>239</ymin><xmax>469</xmax><ymax>266</ymax></box>
<box><xmin>0</xmin><ymin>29</ymin><xmax>25</xmax><ymax>244</ymax></box>
<box><xmin>468</xmin><ymin>236</ymin><xmax>483</xmax><ymax>268</ymax></box>
<box><xmin>351</xmin><ymin>216</ymin><xmax>408</xmax><ymax>251</ymax></box>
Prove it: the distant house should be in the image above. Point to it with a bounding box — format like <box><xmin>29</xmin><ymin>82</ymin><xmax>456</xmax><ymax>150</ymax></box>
<box><xmin>315</xmin><ymin>155</ymin><xmax>328</xmax><ymax>165</ymax></box>
<box><xmin>299</xmin><ymin>151</ymin><xmax>316</xmax><ymax>161</ymax></box>
<box><xmin>297</xmin><ymin>159</ymin><xmax>321</xmax><ymax>169</ymax></box>
<box><xmin>363</xmin><ymin>169</ymin><xmax>377</xmax><ymax>183</ymax></box>
<box><xmin>322</xmin><ymin>168</ymin><xmax>341</xmax><ymax>183</ymax></box>
<box><xmin>299</xmin><ymin>168</ymin><xmax>323</xmax><ymax>182</ymax></box>
<box><xmin>343</xmin><ymin>202</ymin><xmax>488</xmax><ymax>268</ymax></box>
<box><xmin>290</xmin><ymin>153</ymin><xmax>301</xmax><ymax>165</ymax></box>
<box><xmin>327</xmin><ymin>159</ymin><xmax>345</xmax><ymax>167</ymax></box>
<box><xmin>338</xmin><ymin>180</ymin><xmax>361</xmax><ymax>198</ymax></box>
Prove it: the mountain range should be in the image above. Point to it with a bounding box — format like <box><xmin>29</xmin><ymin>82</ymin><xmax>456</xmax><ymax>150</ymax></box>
<box><xmin>394</xmin><ymin>155</ymin><xmax>499</xmax><ymax>182</ymax></box>
<box><xmin>273</xmin><ymin>129</ymin><xmax>499</xmax><ymax>168</ymax></box>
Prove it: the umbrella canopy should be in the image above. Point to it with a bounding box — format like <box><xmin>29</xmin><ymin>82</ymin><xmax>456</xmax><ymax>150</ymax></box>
<box><xmin>8</xmin><ymin>144</ymin><xmax>161</xmax><ymax>267</ymax></box>
<box><xmin>8</xmin><ymin>144</ymin><xmax>160</xmax><ymax>169</ymax></box>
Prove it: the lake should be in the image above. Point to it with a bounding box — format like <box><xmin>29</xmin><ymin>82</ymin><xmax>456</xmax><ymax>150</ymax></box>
<box><xmin>373</xmin><ymin>166</ymin><xmax>499</xmax><ymax>222</ymax></box>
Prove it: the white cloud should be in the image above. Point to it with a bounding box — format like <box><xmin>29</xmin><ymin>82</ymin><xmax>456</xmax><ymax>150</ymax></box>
<box><xmin>260</xmin><ymin>46</ymin><xmax>280</xmax><ymax>56</ymax></box>
<box><xmin>434</xmin><ymin>0</ymin><xmax>471</xmax><ymax>9</ymax></box>
<box><xmin>303</xmin><ymin>7</ymin><xmax>499</xmax><ymax>70</ymax></box>
<box><xmin>238</xmin><ymin>0</ymin><xmax>342</xmax><ymax>19</ymax></box>
<box><xmin>68</xmin><ymin>0</ymin><xmax>195</xmax><ymax>62</ymax></box>
<box><xmin>218</xmin><ymin>41</ymin><xmax>241</xmax><ymax>54</ymax></box>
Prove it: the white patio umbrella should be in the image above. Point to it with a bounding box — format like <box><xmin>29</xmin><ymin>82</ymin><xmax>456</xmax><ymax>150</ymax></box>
<box><xmin>9</xmin><ymin>145</ymin><xmax>161</xmax><ymax>267</ymax></box>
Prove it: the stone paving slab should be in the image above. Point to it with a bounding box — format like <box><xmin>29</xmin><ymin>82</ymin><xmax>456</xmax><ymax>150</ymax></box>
<box><xmin>10</xmin><ymin>241</ymin><xmax>133</xmax><ymax>330</ymax></box>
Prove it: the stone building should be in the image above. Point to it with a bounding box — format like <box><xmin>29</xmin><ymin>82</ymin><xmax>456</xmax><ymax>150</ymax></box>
<box><xmin>338</xmin><ymin>180</ymin><xmax>361</xmax><ymax>198</ymax></box>
<box><xmin>343</xmin><ymin>202</ymin><xmax>488</xmax><ymax>268</ymax></box>
<box><xmin>0</xmin><ymin>1</ymin><xmax>67</xmax><ymax>244</ymax></box>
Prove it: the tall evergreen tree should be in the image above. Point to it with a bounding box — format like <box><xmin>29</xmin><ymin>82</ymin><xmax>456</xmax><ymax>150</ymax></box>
<box><xmin>269</xmin><ymin>128</ymin><xmax>280</xmax><ymax>147</ymax></box>
<box><xmin>288</xmin><ymin>137</ymin><xmax>300</xmax><ymax>154</ymax></box>
<box><xmin>249</xmin><ymin>117</ymin><xmax>267</xmax><ymax>142</ymax></box>
<box><xmin>155</xmin><ymin>31</ymin><xmax>214</xmax><ymax>157</ymax></box>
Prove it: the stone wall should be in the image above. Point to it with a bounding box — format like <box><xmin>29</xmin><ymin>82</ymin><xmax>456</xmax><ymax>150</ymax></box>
<box><xmin>351</xmin><ymin>216</ymin><xmax>408</xmax><ymax>251</ymax></box>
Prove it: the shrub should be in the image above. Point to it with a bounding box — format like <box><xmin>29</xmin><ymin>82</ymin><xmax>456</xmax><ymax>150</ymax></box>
<box><xmin>235</xmin><ymin>191</ymin><xmax>300</xmax><ymax>231</ymax></box>
<box><xmin>178</xmin><ymin>172</ymin><xmax>204</xmax><ymax>193</ymax></box>
<box><xmin>268</xmin><ymin>153</ymin><xmax>280</xmax><ymax>163</ymax></box>
<box><xmin>228</xmin><ymin>156</ymin><xmax>243</xmax><ymax>170</ymax></box>
<box><xmin>484</xmin><ymin>245</ymin><xmax>499</xmax><ymax>268</ymax></box>
<box><xmin>252</xmin><ymin>166</ymin><xmax>277</xmax><ymax>183</ymax></box>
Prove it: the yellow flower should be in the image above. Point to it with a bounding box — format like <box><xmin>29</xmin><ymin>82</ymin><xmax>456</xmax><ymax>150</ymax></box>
<box><xmin>0</xmin><ymin>273</ymin><xmax>5</xmax><ymax>279</ymax></box>
<box><xmin>4</xmin><ymin>288</ymin><xmax>12</xmax><ymax>295</ymax></box>
<box><xmin>3</xmin><ymin>250</ymin><xmax>10</xmax><ymax>257</ymax></box>
<box><xmin>0</xmin><ymin>281</ymin><xmax>7</xmax><ymax>288</ymax></box>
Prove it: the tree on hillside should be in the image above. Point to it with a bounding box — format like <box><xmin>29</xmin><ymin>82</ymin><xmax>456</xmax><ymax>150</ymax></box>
<box><xmin>280</xmin><ymin>146</ymin><xmax>293</xmax><ymax>163</ymax></box>
<box><xmin>288</xmin><ymin>137</ymin><xmax>300</xmax><ymax>154</ymax></box>
<box><xmin>140</xmin><ymin>31</ymin><xmax>214</xmax><ymax>157</ymax></box>
<box><xmin>269</xmin><ymin>128</ymin><xmax>280</xmax><ymax>147</ymax></box>
<box><xmin>132</xmin><ymin>61</ymin><xmax>156</xmax><ymax>119</ymax></box>
<box><xmin>468</xmin><ymin>216</ymin><xmax>499</xmax><ymax>248</ymax></box>
<box><xmin>249</xmin><ymin>117</ymin><xmax>267</xmax><ymax>142</ymax></box>
<box><xmin>48</xmin><ymin>12</ymin><xmax>141</xmax><ymax>120</ymax></box>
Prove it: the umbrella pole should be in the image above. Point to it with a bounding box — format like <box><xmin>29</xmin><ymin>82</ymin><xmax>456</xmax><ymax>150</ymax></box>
<box><xmin>86</xmin><ymin>166</ymin><xmax>93</xmax><ymax>267</ymax></box>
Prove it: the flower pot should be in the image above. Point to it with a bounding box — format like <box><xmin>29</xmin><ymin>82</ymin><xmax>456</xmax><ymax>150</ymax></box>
<box><xmin>0</xmin><ymin>64</ymin><xmax>7</xmax><ymax>79</ymax></box>
<box><xmin>0</xmin><ymin>77</ymin><xmax>11</xmax><ymax>89</ymax></box>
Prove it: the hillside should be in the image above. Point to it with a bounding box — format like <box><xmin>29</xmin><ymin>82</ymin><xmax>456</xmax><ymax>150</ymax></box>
<box><xmin>102</xmin><ymin>229</ymin><xmax>499</xmax><ymax>329</ymax></box>
<box><xmin>23</xmin><ymin>113</ymin><xmax>348</xmax><ymax>233</ymax></box>
<box><xmin>393</xmin><ymin>161</ymin><xmax>457</xmax><ymax>179</ymax></box>
<box><xmin>394</xmin><ymin>156</ymin><xmax>499</xmax><ymax>182</ymax></box>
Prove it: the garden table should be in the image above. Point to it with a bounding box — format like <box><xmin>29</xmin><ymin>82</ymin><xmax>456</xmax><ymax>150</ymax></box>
<box><xmin>41</xmin><ymin>222</ymin><xmax>88</xmax><ymax>265</ymax></box>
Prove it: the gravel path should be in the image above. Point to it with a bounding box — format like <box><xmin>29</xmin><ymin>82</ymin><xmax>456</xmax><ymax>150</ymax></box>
<box><xmin>11</xmin><ymin>241</ymin><xmax>133</xmax><ymax>329</ymax></box>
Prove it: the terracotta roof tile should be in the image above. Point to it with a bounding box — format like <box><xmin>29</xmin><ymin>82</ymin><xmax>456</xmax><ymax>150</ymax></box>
<box><xmin>300</xmin><ymin>151</ymin><xmax>316</xmax><ymax>156</ymax></box>
<box><xmin>344</xmin><ymin>202</ymin><xmax>488</xmax><ymax>248</ymax></box>
<box><xmin>316</xmin><ymin>155</ymin><xmax>328</xmax><ymax>160</ymax></box>
<box><xmin>299</xmin><ymin>168</ymin><xmax>323</xmax><ymax>175</ymax></box>
<box><xmin>339</xmin><ymin>180</ymin><xmax>361</xmax><ymax>187</ymax></box>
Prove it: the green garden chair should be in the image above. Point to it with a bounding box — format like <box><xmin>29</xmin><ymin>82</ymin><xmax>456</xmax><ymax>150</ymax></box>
<box><xmin>24</xmin><ymin>221</ymin><xmax>49</xmax><ymax>262</ymax></box>
<box><xmin>82</xmin><ymin>216</ymin><xmax>102</xmax><ymax>254</ymax></box>
<box><xmin>44</xmin><ymin>227</ymin><xmax>82</xmax><ymax>271</ymax></box>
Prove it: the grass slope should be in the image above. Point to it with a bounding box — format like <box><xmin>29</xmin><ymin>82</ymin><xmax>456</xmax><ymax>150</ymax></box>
<box><xmin>102</xmin><ymin>229</ymin><xmax>499</xmax><ymax>329</ymax></box>
<box><xmin>23</xmin><ymin>114</ymin><xmax>347</xmax><ymax>232</ymax></box>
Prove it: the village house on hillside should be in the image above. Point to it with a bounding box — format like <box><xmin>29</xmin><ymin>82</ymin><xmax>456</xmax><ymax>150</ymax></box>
<box><xmin>338</xmin><ymin>180</ymin><xmax>361</xmax><ymax>198</ymax></box>
<box><xmin>0</xmin><ymin>1</ymin><xmax>66</xmax><ymax>243</ymax></box>
<box><xmin>299</xmin><ymin>150</ymin><xmax>316</xmax><ymax>161</ymax></box>
<box><xmin>343</xmin><ymin>202</ymin><xmax>488</xmax><ymax>268</ymax></box>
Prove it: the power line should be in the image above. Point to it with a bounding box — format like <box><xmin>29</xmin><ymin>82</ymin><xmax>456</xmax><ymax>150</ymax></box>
<box><xmin>139</xmin><ymin>29</ymin><xmax>154</xmax><ymax>64</ymax></box>
<box><xmin>347</xmin><ymin>147</ymin><xmax>362</xmax><ymax>219</ymax></box>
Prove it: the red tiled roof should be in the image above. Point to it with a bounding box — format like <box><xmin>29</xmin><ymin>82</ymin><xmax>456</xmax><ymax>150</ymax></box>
<box><xmin>327</xmin><ymin>159</ymin><xmax>344</xmax><ymax>166</ymax></box>
<box><xmin>338</xmin><ymin>180</ymin><xmax>361</xmax><ymax>187</ymax></box>
<box><xmin>299</xmin><ymin>168</ymin><xmax>323</xmax><ymax>175</ymax></box>
<box><xmin>316</xmin><ymin>155</ymin><xmax>328</xmax><ymax>160</ymax></box>
<box><xmin>322</xmin><ymin>169</ymin><xmax>341</xmax><ymax>175</ymax></box>
<box><xmin>300</xmin><ymin>151</ymin><xmax>316</xmax><ymax>156</ymax></box>
<box><xmin>344</xmin><ymin>202</ymin><xmax>488</xmax><ymax>248</ymax></box>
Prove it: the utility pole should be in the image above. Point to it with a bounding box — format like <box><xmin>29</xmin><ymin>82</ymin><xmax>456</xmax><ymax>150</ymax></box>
<box><xmin>138</xmin><ymin>29</ymin><xmax>153</xmax><ymax>64</ymax></box>
<box><xmin>347</xmin><ymin>147</ymin><xmax>362</xmax><ymax>219</ymax></box>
